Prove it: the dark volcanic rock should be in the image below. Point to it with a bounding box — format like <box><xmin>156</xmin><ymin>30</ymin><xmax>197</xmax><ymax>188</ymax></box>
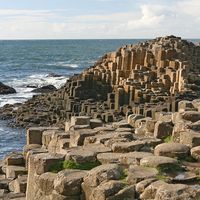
<box><xmin>46</xmin><ymin>73</ymin><xmax>62</xmax><ymax>77</ymax></box>
<box><xmin>32</xmin><ymin>85</ymin><xmax>57</xmax><ymax>93</ymax></box>
<box><xmin>0</xmin><ymin>82</ymin><xmax>16</xmax><ymax>95</ymax></box>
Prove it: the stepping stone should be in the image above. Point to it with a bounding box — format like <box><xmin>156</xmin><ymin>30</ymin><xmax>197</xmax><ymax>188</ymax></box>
<box><xmin>97</xmin><ymin>153</ymin><xmax>123</xmax><ymax>164</ymax></box>
<box><xmin>90</xmin><ymin>180</ymin><xmax>135</xmax><ymax>200</ymax></box>
<box><xmin>128</xmin><ymin>114</ymin><xmax>144</xmax><ymax>127</ymax></box>
<box><xmin>83</xmin><ymin>164</ymin><xmax>123</xmax><ymax>199</ymax></box>
<box><xmin>154</xmin><ymin>121</ymin><xmax>173</xmax><ymax>139</ymax></box>
<box><xmin>181</xmin><ymin>111</ymin><xmax>200</xmax><ymax>122</ymax></box>
<box><xmin>6</xmin><ymin>166</ymin><xmax>27</xmax><ymax>179</ymax></box>
<box><xmin>70</xmin><ymin>129</ymin><xmax>98</xmax><ymax>147</ymax></box>
<box><xmin>119</xmin><ymin>152</ymin><xmax>153</xmax><ymax>165</ymax></box>
<box><xmin>4</xmin><ymin>152</ymin><xmax>25</xmax><ymax>166</ymax></box>
<box><xmin>154</xmin><ymin>143</ymin><xmax>190</xmax><ymax>158</ymax></box>
<box><xmin>173</xmin><ymin>172</ymin><xmax>197</xmax><ymax>183</ymax></box>
<box><xmin>27</xmin><ymin>127</ymin><xmax>59</xmax><ymax>145</ymax></box>
<box><xmin>48</xmin><ymin>137</ymin><xmax>70</xmax><ymax>154</ymax></box>
<box><xmin>0</xmin><ymin>189</ymin><xmax>8</xmax><ymax>198</ymax></box>
<box><xmin>140</xmin><ymin>156</ymin><xmax>178</xmax><ymax>168</ymax></box>
<box><xmin>71</xmin><ymin>116</ymin><xmax>90</xmax><ymax>126</ymax></box>
<box><xmin>37</xmin><ymin>172</ymin><xmax>57</xmax><ymax>195</ymax></box>
<box><xmin>23</xmin><ymin>144</ymin><xmax>42</xmax><ymax>157</ymax></box>
<box><xmin>54</xmin><ymin>169</ymin><xmax>87</xmax><ymax>196</ymax></box>
<box><xmin>90</xmin><ymin>119</ymin><xmax>103</xmax><ymax>129</ymax></box>
<box><xmin>136</xmin><ymin>178</ymin><xmax>157</xmax><ymax>193</ymax></box>
<box><xmin>178</xmin><ymin>100</ymin><xmax>194</xmax><ymax>112</ymax></box>
<box><xmin>155</xmin><ymin>183</ymin><xmax>200</xmax><ymax>199</ymax></box>
<box><xmin>1</xmin><ymin>192</ymin><xmax>26</xmax><ymax>199</ymax></box>
<box><xmin>83</xmin><ymin>144</ymin><xmax>111</xmax><ymax>154</ymax></box>
<box><xmin>84</xmin><ymin>131</ymin><xmax>134</xmax><ymax>146</ymax></box>
<box><xmin>33</xmin><ymin>153</ymin><xmax>65</xmax><ymax>175</ymax></box>
<box><xmin>0</xmin><ymin>178</ymin><xmax>12</xmax><ymax>190</ymax></box>
<box><xmin>191</xmin><ymin>146</ymin><xmax>200</xmax><ymax>161</ymax></box>
<box><xmin>180</xmin><ymin>130</ymin><xmax>200</xmax><ymax>147</ymax></box>
<box><xmin>105</xmin><ymin>138</ymin><xmax>132</xmax><ymax>148</ymax></box>
<box><xmin>9</xmin><ymin>175</ymin><xmax>27</xmax><ymax>193</ymax></box>
<box><xmin>127</xmin><ymin>166</ymin><xmax>158</xmax><ymax>184</ymax></box>
<box><xmin>115</xmin><ymin>127</ymin><xmax>133</xmax><ymax>132</ymax></box>
<box><xmin>112</xmin><ymin>141</ymin><xmax>145</xmax><ymax>153</ymax></box>
<box><xmin>140</xmin><ymin>180</ymin><xmax>168</xmax><ymax>199</ymax></box>
<box><xmin>65</xmin><ymin>148</ymin><xmax>97</xmax><ymax>164</ymax></box>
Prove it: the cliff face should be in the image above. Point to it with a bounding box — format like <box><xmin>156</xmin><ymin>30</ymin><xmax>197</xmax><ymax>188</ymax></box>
<box><xmin>1</xmin><ymin>36</ymin><xmax>200</xmax><ymax>128</ymax></box>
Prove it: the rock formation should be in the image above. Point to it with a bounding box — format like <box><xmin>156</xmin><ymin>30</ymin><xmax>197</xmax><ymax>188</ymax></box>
<box><xmin>31</xmin><ymin>85</ymin><xmax>57</xmax><ymax>93</ymax></box>
<box><xmin>1</xmin><ymin>35</ymin><xmax>200</xmax><ymax>128</ymax></box>
<box><xmin>0</xmin><ymin>107</ymin><xmax>200</xmax><ymax>199</ymax></box>
<box><xmin>0</xmin><ymin>82</ymin><xmax>16</xmax><ymax>95</ymax></box>
<box><xmin>0</xmin><ymin>36</ymin><xmax>200</xmax><ymax>199</ymax></box>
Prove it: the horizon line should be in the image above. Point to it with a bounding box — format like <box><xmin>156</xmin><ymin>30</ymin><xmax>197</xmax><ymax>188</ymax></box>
<box><xmin>0</xmin><ymin>38</ymin><xmax>199</xmax><ymax>41</ymax></box>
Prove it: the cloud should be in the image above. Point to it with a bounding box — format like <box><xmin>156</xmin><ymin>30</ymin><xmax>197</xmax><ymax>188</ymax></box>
<box><xmin>0</xmin><ymin>0</ymin><xmax>199</xmax><ymax>39</ymax></box>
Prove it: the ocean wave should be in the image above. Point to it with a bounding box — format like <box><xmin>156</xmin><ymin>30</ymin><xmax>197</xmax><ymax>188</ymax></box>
<box><xmin>8</xmin><ymin>74</ymin><xmax>67</xmax><ymax>89</ymax></box>
<box><xmin>47</xmin><ymin>62</ymin><xmax>79</xmax><ymax>68</ymax></box>
<box><xmin>0</xmin><ymin>73</ymin><xmax>68</xmax><ymax>107</ymax></box>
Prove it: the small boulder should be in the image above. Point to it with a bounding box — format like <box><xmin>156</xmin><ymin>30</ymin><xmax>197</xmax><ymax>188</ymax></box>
<box><xmin>32</xmin><ymin>85</ymin><xmax>57</xmax><ymax>93</ymax></box>
<box><xmin>191</xmin><ymin>146</ymin><xmax>200</xmax><ymax>161</ymax></box>
<box><xmin>180</xmin><ymin>130</ymin><xmax>200</xmax><ymax>147</ymax></box>
<box><xmin>154</xmin><ymin>143</ymin><xmax>190</xmax><ymax>158</ymax></box>
<box><xmin>154</xmin><ymin>121</ymin><xmax>173</xmax><ymax>139</ymax></box>
<box><xmin>54</xmin><ymin>169</ymin><xmax>87</xmax><ymax>196</ymax></box>
<box><xmin>0</xmin><ymin>82</ymin><xmax>16</xmax><ymax>94</ymax></box>
<box><xmin>181</xmin><ymin>111</ymin><xmax>200</xmax><ymax>123</ymax></box>
<box><xmin>140</xmin><ymin>156</ymin><xmax>178</xmax><ymax>168</ymax></box>
<box><xmin>119</xmin><ymin>152</ymin><xmax>153</xmax><ymax>165</ymax></box>
<box><xmin>127</xmin><ymin>166</ymin><xmax>158</xmax><ymax>184</ymax></box>
<box><xmin>90</xmin><ymin>180</ymin><xmax>135</xmax><ymax>200</ymax></box>
<box><xmin>155</xmin><ymin>183</ymin><xmax>200</xmax><ymax>200</ymax></box>
<box><xmin>128</xmin><ymin>114</ymin><xmax>144</xmax><ymax>127</ymax></box>
<box><xmin>97</xmin><ymin>153</ymin><xmax>123</xmax><ymax>164</ymax></box>
<box><xmin>112</xmin><ymin>141</ymin><xmax>145</xmax><ymax>153</ymax></box>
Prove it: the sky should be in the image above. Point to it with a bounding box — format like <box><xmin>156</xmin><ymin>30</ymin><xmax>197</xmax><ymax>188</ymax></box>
<box><xmin>0</xmin><ymin>0</ymin><xmax>199</xmax><ymax>39</ymax></box>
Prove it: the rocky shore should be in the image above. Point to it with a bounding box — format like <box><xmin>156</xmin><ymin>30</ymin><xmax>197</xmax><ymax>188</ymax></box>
<box><xmin>1</xmin><ymin>35</ymin><xmax>200</xmax><ymax>128</ymax></box>
<box><xmin>0</xmin><ymin>82</ymin><xmax>16</xmax><ymax>95</ymax></box>
<box><xmin>0</xmin><ymin>36</ymin><xmax>200</xmax><ymax>199</ymax></box>
<box><xmin>1</xmin><ymin>107</ymin><xmax>200</xmax><ymax>199</ymax></box>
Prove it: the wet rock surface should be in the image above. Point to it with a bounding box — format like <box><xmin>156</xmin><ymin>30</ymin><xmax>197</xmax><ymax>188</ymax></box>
<box><xmin>0</xmin><ymin>82</ymin><xmax>16</xmax><ymax>95</ymax></box>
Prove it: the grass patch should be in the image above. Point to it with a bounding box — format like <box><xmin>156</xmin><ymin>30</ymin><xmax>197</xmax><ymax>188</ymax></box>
<box><xmin>178</xmin><ymin>155</ymin><xmax>197</xmax><ymax>163</ymax></box>
<box><xmin>49</xmin><ymin>160</ymin><xmax>101</xmax><ymax>173</ymax></box>
<box><xmin>164</xmin><ymin>135</ymin><xmax>173</xmax><ymax>143</ymax></box>
<box><xmin>157</xmin><ymin>164</ymin><xmax>184</xmax><ymax>174</ymax></box>
<box><xmin>119</xmin><ymin>169</ymin><xmax>128</xmax><ymax>180</ymax></box>
<box><xmin>156</xmin><ymin>174</ymin><xmax>170</xmax><ymax>182</ymax></box>
<box><xmin>155</xmin><ymin>164</ymin><xmax>185</xmax><ymax>183</ymax></box>
<box><xmin>49</xmin><ymin>161</ymin><xmax>63</xmax><ymax>173</ymax></box>
<box><xmin>119</xmin><ymin>169</ymin><xmax>129</xmax><ymax>184</ymax></box>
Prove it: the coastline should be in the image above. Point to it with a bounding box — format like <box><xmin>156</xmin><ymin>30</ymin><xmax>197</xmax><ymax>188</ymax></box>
<box><xmin>0</xmin><ymin>36</ymin><xmax>200</xmax><ymax>199</ymax></box>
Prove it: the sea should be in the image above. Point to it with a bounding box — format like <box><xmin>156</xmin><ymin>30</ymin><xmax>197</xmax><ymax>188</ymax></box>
<box><xmin>0</xmin><ymin>38</ymin><xmax>199</xmax><ymax>159</ymax></box>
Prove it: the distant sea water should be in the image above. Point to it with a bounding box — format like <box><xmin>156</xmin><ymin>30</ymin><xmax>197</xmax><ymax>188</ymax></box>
<box><xmin>0</xmin><ymin>38</ymin><xmax>199</xmax><ymax>159</ymax></box>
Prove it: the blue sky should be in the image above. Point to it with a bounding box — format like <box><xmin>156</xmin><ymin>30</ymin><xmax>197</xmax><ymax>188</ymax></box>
<box><xmin>0</xmin><ymin>0</ymin><xmax>199</xmax><ymax>39</ymax></box>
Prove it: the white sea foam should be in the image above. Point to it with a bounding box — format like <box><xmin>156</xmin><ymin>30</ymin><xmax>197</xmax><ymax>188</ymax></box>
<box><xmin>47</xmin><ymin>62</ymin><xmax>79</xmax><ymax>68</ymax></box>
<box><xmin>0</xmin><ymin>73</ymin><xmax>68</xmax><ymax>107</ymax></box>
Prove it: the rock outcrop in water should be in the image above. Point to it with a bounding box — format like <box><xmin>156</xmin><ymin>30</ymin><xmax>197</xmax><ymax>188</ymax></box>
<box><xmin>0</xmin><ymin>36</ymin><xmax>200</xmax><ymax>199</ymax></box>
<box><xmin>0</xmin><ymin>82</ymin><xmax>16</xmax><ymax>95</ymax></box>
<box><xmin>31</xmin><ymin>85</ymin><xmax>57</xmax><ymax>93</ymax></box>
